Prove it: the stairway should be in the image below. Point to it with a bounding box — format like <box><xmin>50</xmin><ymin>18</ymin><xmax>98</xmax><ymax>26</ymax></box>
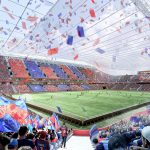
<box><xmin>58</xmin><ymin>136</ymin><xmax>93</xmax><ymax>150</ymax></box>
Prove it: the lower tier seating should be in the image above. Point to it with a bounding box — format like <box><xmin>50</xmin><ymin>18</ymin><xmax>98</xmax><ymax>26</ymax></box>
<box><xmin>0</xmin><ymin>84</ymin><xmax>14</xmax><ymax>94</ymax></box>
<box><xmin>14</xmin><ymin>85</ymin><xmax>31</xmax><ymax>93</ymax></box>
<box><xmin>43</xmin><ymin>85</ymin><xmax>59</xmax><ymax>92</ymax></box>
<box><xmin>28</xmin><ymin>84</ymin><xmax>45</xmax><ymax>92</ymax></box>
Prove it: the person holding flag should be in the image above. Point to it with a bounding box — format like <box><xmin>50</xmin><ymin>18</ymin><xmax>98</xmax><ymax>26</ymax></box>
<box><xmin>60</xmin><ymin>122</ymin><xmax>68</xmax><ymax>148</ymax></box>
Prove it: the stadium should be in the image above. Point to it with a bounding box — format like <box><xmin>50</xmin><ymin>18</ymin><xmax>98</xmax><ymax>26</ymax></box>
<box><xmin>0</xmin><ymin>0</ymin><xmax>150</xmax><ymax>150</ymax></box>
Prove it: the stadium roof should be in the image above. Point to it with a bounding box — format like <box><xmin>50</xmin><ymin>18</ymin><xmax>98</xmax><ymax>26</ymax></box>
<box><xmin>0</xmin><ymin>0</ymin><xmax>150</xmax><ymax>75</ymax></box>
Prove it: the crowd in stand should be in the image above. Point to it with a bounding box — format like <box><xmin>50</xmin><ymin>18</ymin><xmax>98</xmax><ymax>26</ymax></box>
<box><xmin>92</xmin><ymin>113</ymin><xmax>150</xmax><ymax>150</ymax></box>
<box><xmin>0</xmin><ymin>122</ymin><xmax>72</xmax><ymax>150</ymax></box>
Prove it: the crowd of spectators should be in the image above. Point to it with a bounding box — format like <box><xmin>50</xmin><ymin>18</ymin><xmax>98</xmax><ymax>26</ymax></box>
<box><xmin>92</xmin><ymin>113</ymin><xmax>150</xmax><ymax>150</ymax></box>
<box><xmin>0</xmin><ymin>122</ymin><xmax>72</xmax><ymax>150</ymax></box>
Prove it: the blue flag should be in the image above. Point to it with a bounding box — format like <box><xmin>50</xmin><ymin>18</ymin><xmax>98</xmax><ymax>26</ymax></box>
<box><xmin>89</xmin><ymin>124</ymin><xmax>99</xmax><ymax>138</ymax></box>
<box><xmin>0</xmin><ymin>114</ymin><xmax>20</xmax><ymax>132</ymax></box>
<box><xmin>77</xmin><ymin>26</ymin><xmax>85</xmax><ymax>37</ymax></box>
<box><xmin>67</xmin><ymin>35</ymin><xmax>73</xmax><ymax>45</ymax></box>
<box><xmin>95</xmin><ymin>48</ymin><xmax>105</xmax><ymax>54</ymax></box>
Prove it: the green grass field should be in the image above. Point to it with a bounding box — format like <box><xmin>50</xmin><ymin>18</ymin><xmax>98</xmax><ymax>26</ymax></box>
<box><xmin>13</xmin><ymin>90</ymin><xmax>150</xmax><ymax>121</ymax></box>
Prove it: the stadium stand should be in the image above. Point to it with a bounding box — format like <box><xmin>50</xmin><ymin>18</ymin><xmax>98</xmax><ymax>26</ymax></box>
<box><xmin>91</xmin><ymin>110</ymin><xmax>150</xmax><ymax>150</ymax></box>
<box><xmin>0</xmin><ymin>83</ymin><xmax>14</xmax><ymax>94</ymax></box>
<box><xmin>24</xmin><ymin>60</ymin><xmax>45</xmax><ymax>78</ymax></box>
<box><xmin>28</xmin><ymin>84</ymin><xmax>45</xmax><ymax>92</ymax></box>
<box><xmin>57</xmin><ymin>84</ymin><xmax>70</xmax><ymax>91</ymax></box>
<box><xmin>40</xmin><ymin>66</ymin><xmax>59</xmax><ymax>79</ymax></box>
<box><xmin>8</xmin><ymin>58</ymin><xmax>29</xmax><ymax>78</ymax></box>
<box><xmin>0</xmin><ymin>55</ymin><xmax>150</xmax><ymax>95</ymax></box>
<box><xmin>79</xmin><ymin>68</ymin><xmax>94</xmax><ymax>79</ymax></box>
<box><xmin>14</xmin><ymin>85</ymin><xmax>31</xmax><ymax>93</ymax></box>
<box><xmin>44</xmin><ymin>85</ymin><xmax>59</xmax><ymax>92</ymax></box>
<box><xmin>50</xmin><ymin>64</ymin><xmax>68</xmax><ymax>79</ymax></box>
<box><xmin>140</xmin><ymin>84</ymin><xmax>150</xmax><ymax>91</ymax></box>
<box><xmin>70</xmin><ymin>85</ymin><xmax>84</xmax><ymax>91</ymax></box>
<box><xmin>68</xmin><ymin>66</ymin><xmax>86</xmax><ymax>80</ymax></box>
<box><xmin>60</xmin><ymin>65</ymin><xmax>78</xmax><ymax>79</ymax></box>
<box><xmin>81</xmin><ymin>84</ymin><xmax>91</xmax><ymax>90</ymax></box>
<box><xmin>0</xmin><ymin>56</ymin><xmax>10</xmax><ymax>80</ymax></box>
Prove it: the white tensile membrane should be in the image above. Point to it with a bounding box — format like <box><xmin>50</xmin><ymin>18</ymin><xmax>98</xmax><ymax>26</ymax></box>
<box><xmin>0</xmin><ymin>0</ymin><xmax>150</xmax><ymax>75</ymax></box>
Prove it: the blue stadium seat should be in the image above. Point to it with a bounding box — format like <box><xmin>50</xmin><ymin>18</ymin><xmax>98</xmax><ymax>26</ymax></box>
<box><xmin>28</xmin><ymin>84</ymin><xmax>45</xmax><ymax>92</ymax></box>
<box><xmin>49</xmin><ymin>64</ymin><xmax>68</xmax><ymax>79</ymax></box>
<box><xmin>24</xmin><ymin>60</ymin><xmax>45</xmax><ymax>78</ymax></box>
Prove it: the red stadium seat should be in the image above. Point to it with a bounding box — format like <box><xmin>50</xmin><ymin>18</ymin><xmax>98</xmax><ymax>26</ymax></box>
<box><xmin>8</xmin><ymin>58</ymin><xmax>29</xmax><ymax>78</ymax></box>
<box><xmin>40</xmin><ymin>66</ymin><xmax>59</xmax><ymax>79</ymax></box>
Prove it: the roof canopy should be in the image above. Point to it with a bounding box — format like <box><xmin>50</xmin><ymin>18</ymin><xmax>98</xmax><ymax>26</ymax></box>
<box><xmin>0</xmin><ymin>0</ymin><xmax>150</xmax><ymax>75</ymax></box>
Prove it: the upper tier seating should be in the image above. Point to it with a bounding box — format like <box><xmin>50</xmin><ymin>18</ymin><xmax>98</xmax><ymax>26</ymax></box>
<box><xmin>49</xmin><ymin>64</ymin><xmax>68</xmax><ymax>79</ymax></box>
<box><xmin>40</xmin><ymin>66</ymin><xmax>59</xmax><ymax>79</ymax></box>
<box><xmin>0</xmin><ymin>56</ymin><xmax>10</xmax><ymax>80</ymax></box>
<box><xmin>28</xmin><ymin>84</ymin><xmax>45</xmax><ymax>92</ymax></box>
<box><xmin>80</xmin><ymin>68</ymin><xmax>94</xmax><ymax>78</ymax></box>
<box><xmin>60</xmin><ymin>65</ymin><xmax>77</xmax><ymax>79</ymax></box>
<box><xmin>14</xmin><ymin>85</ymin><xmax>31</xmax><ymax>93</ymax></box>
<box><xmin>68</xmin><ymin>66</ymin><xmax>85</xmax><ymax>80</ymax></box>
<box><xmin>24</xmin><ymin>60</ymin><xmax>45</xmax><ymax>78</ymax></box>
<box><xmin>44</xmin><ymin>85</ymin><xmax>59</xmax><ymax>92</ymax></box>
<box><xmin>8</xmin><ymin>58</ymin><xmax>29</xmax><ymax>78</ymax></box>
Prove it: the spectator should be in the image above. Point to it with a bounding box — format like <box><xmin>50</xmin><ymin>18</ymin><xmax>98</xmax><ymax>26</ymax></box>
<box><xmin>35</xmin><ymin>131</ymin><xmax>49</xmax><ymax>150</ymax></box>
<box><xmin>8</xmin><ymin>139</ymin><xmax>18</xmax><ymax>150</ymax></box>
<box><xmin>0</xmin><ymin>134</ymin><xmax>10</xmax><ymax>150</ymax></box>
<box><xmin>33</xmin><ymin>128</ymin><xmax>38</xmax><ymax>138</ymax></box>
<box><xmin>26</xmin><ymin>133</ymin><xmax>35</xmax><ymax>143</ymax></box>
<box><xmin>18</xmin><ymin>126</ymin><xmax>35</xmax><ymax>149</ymax></box>
<box><xmin>108</xmin><ymin>134</ymin><xmax>127</xmax><ymax>150</ymax></box>
<box><xmin>60</xmin><ymin>122</ymin><xmax>68</xmax><ymax>148</ymax></box>
<box><xmin>50</xmin><ymin>130</ymin><xmax>58</xmax><ymax>150</ymax></box>
<box><xmin>18</xmin><ymin>146</ymin><xmax>33</xmax><ymax>150</ymax></box>
<box><xmin>11</xmin><ymin>133</ymin><xmax>18</xmax><ymax>139</ymax></box>
<box><xmin>142</xmin><ymin>126</ymin><xmax>150</xmax><ymax>149</ymax></box>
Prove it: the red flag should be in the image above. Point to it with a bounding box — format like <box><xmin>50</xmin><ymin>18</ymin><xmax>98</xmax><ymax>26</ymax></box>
<box><xmin>91</xmin><ymin>0</ymin><xmax>95</xmax><ymax>3</ymax></box>
<box><xmin>125</xmin><ymin>21</ymin><xmax>130</xmax><ymax>26</ymax></box>
<box><xmin>51</xmin><ymin>113</ymin><xmax>60</xmax><ymax>131</ymax></box>
<box><xmin>80</xmin><ymin>17</ymin><xmax>84</xmax><ymax>23</ymax></box>
<box><xmin>90</xmin><ymin>8</ymin><xmax>96</xmax><ymax>17</ymax></box>
<box><xmin>22</xmin><ymin>22</ymin><xmax>27</xmax><ymax>29</ymax></box>
<box><xmin>3</xmin><ymin>6</ymin><xmax>9</xmax><ymax>11</ymax></box>
<box><xmin>3</xmin><ymin>6</ymin><xmax>15</xmax><ymax>19</ymax></box>
<box><xmin>7</xmin><ymin>13</ymin><xmax>15</xmax><ymax>20</ymax></box>
<box><xmin>27</xmin><ymin>16</ymin><xmax>38</xmax><ymax>22</ymax></box>
<box><xmin>93</xmin><ymin>38</ymin><xmax>100</xmax><ymax>46</ymax></box>
<box><xmin>50</xmin><ymin>116</ymin><xmax>55</xmax><ymax>124</ymax></box>
<box><xmin>74</xmin><ymin>54</ymin><xmax>78</xmax><ymax>60</ymax></box>
<box><xmin>48</xmin><ymin>48</ymin><xmax>58</xmax><ymax>55</ymax></box>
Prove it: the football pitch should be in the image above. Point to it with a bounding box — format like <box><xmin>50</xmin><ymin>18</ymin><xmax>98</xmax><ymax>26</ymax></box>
<box><xmin>13</xmin><ymin>90</ymin><xmax>150</xmax><ymax>120</ymax></box>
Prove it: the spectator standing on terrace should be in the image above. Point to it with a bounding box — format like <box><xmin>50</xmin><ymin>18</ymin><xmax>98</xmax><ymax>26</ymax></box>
<box><xmin>0</xmin><ymin>134</ymin><xmax>10</xmax><ymax>150</ymax></box>
<box><xmin>108</xmin><ymin>134</ymin><xmax>127</xmax><ymax>150</ymax></box>
<box><xmin>60</xmin><ymin>122</ymin><xmax>68</xmax><ymax>148</ymax></box>
<box><xmin>35</xmin><ymin>131</ymin><xmax>50</xmax><ymax>150</ymax></box>
<box><xmin>17</xmin><ymin>126</ymin><xmax>35</xmax><ymax>149</ymax></box>
<box><xmin>142</xmin><ymin>126</ymin><xmax>150</xmax><ymax>149</ymax></box>
<box><xmin>8</xmin><ymin>139</ymin><xmax>18</xmax><ymax>150</ymax></box>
